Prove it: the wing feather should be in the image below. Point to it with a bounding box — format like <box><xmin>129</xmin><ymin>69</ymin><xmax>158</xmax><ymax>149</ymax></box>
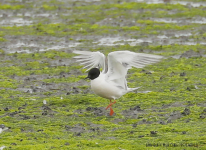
<box><xmin>107</xmin><ymin>51</ymin><xmax>163</xmax><ymax>89</ymax></box>
<box><xmin>73</xmin><ymin>50</ymin><xmax>106</xmax><ymax>72</ymax></box>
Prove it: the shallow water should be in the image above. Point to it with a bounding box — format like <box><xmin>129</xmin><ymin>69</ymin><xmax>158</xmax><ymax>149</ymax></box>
<box><xmin>6</xmin><ymin>40</ymin><xmax>81</xmax><ymax>53</ymax></box>
<box><xmin>5</xmin><ymin>34</ymin><xmax>204</xmax><ymax>54</ymax></box>
<box><xmin>135</xmin><ymin>0</ymin><xmax>206</xmax><ymax>7</ymax></box>
<box><xmin>152</xmin><ymin>17</ymin><xmax>206</xmax><ymax>24</ymax></box>
<box><xmin>0</xmin><ymin>18</ymin><xmax>33</xmax><ymax>26</ymax></box>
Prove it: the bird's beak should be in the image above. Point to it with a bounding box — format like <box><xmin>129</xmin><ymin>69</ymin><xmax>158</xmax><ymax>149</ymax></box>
<box><xmin>84</xmin><ymin>76</ymin><xmax>89</xmax><ymax>80</ymax></box>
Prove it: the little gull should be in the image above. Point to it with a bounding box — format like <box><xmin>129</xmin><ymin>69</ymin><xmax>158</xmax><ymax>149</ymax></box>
<box><xmin>73</xmin><ymin>50</ymin><xmax>163</xmax><ymax>116</ymax></box>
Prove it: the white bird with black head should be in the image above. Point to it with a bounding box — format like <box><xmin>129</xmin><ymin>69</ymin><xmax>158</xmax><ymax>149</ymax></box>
<box><xmin>73</xmin><ymin>50</ymin><xmax>163</xmax><ymax>116</ymax></box>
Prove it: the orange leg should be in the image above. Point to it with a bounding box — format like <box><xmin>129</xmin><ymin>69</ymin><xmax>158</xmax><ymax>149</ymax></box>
<box><xmin>106</xmin><ymin>100</ymin><xmax>116</xmax><ymax>116</ymax></box>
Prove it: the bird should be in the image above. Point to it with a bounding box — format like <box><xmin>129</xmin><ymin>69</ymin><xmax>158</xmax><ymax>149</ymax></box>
<box><xmin>73</xmin><ymin>50</ymin><xmax>163</xmax><ymax>116</ymax></box>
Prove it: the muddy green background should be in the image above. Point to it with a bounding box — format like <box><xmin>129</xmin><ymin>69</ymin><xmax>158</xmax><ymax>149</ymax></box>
<box><xmin>0</xmin><ymin>0</ymin><xmax>206</xmax><ymax>149</ymax></box>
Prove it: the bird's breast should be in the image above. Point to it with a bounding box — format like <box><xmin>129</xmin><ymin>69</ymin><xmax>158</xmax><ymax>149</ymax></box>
<box><xmin>90</xmin><ymin>76</ymin><xmax>125</xmax><ymax>100</ymax></box>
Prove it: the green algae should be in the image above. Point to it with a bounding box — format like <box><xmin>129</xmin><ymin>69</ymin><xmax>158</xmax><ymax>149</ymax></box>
<box><xmin>75</xmin><ymin>2</ymin><xmax>188</xmax><ymax>11</ymax></box>
<box><xmin>41</xmin><ymin>4</ymin><xmax>58</xmax><ymax>11</ymax></box>
<box><xmin>0</xmin><ymin>51</ymin><xmax>76</xmax><ymax>76</ymax></box>
<box><xmin>0</xmin><ymin>4</ymin><xmax>24</xmax><ymax>10</ymax></box>
<box><xmin>1</xmin><ymin>22</ymin><xmax>201</xmax><ymax>38</ymax></box>
<box><xmin>2</xmin><ymin>48</ymin><xmax>206</xmax><ymax>149</ymax></box>
<box><xmin>0</xmin><ymin>76</ymin><xmax>19</xmax><ymax>88</ymax></box>
<box><xmin>0</xmin><ymin>37</ymin><xmax>6</xmax><ymax>42</ymax></box>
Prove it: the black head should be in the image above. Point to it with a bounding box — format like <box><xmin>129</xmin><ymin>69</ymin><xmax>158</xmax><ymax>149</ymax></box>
<box><xmin>85</xmin><ymin>68</ymin><xmax>100</xmax><ymax>80</ymax></box>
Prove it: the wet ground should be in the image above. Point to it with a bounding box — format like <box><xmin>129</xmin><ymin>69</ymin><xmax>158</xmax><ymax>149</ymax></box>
<box><xmin>0</xmin><ymin>0</ymin><xmax>206</xmax><ymax>149</ymax></box>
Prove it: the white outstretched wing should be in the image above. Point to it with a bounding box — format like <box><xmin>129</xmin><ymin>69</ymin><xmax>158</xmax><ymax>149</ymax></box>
<box><xmin>73</xmin><ymin>50</ymin><xmax>106</xmax><ymax>72</ymax></box>
<box><xmin>107</xmin><ymin>51</ymin><xmax>163</xmax><ymax>89</ymax></box>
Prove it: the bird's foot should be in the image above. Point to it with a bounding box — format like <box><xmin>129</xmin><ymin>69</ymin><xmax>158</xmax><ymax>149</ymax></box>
<box><xmin>109</xmin><ymin>107</ymin><xmax>114</xmax><ymax>116</ymax></box>
<box><xmin>106</xmin><ymin>100</ymin><xmax>116</xmax><ymax>116</ymax></box>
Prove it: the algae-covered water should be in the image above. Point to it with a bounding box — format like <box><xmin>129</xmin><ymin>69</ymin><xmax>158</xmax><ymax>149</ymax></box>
<box><xmin>0</xmin><ymin>0</ymin><xmax>206</xmax><ymax>149</ymax></box>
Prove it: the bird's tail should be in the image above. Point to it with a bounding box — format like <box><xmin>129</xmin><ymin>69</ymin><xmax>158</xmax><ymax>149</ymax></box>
<box><xmin>127</xmin><ymin>87</ymin><xmax>140</xmax><ymax>92</ymax></box>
